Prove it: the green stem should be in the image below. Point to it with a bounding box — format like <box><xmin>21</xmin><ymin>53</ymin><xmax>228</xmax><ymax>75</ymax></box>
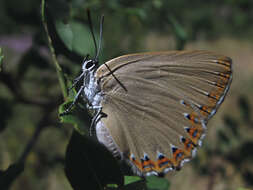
<box><xmin>41</xmin><ymin>0</ymin><xmax>68</xmax><ymax>99</ymax></box>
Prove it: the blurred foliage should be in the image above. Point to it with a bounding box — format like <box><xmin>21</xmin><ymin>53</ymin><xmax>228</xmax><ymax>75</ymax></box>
<box><xmin>192</xmin><ymin>95</ymin><xmax>253</xmax><ymax>189</ymax></box>
<box><xmin>0</xmin><ymin>0</ymin><xmax>253</xmax><ymax>190</ymax></box>
<box><xmin>0</xmin><ymin>48</ymin><xmax>3</xmax><ymax>72</ymax></box>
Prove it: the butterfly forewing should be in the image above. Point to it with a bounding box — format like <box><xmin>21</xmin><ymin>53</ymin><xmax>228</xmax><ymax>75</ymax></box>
<box><xmin>95</xmin><ymin>50</ymin><xmax>232</xmax><ymax>176</ymax></box>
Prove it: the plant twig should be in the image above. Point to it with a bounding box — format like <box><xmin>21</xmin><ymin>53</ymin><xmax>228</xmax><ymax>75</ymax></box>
<box><xmin>1</xmin><ymin>95</ymin><xmax>61</xmax><ymax>190</ymax></box>
<box><xmin>19</xmin><ymin>94</ymin><xmax>62</xmax><ymax>162</ymax></box>
<box><xmin>19</xmin><ymin>116</ymin><xmax>49</xmax><ymax>163</ymax></box>
<box><xmin>0</xmin><ymin>71</ymin><xmax>50</xmax><ymax>106</ymax></box>
<box><xmin>41</xmin><ymin>0</ymin><xmax>68</xmax><ymax>99</ymax></box>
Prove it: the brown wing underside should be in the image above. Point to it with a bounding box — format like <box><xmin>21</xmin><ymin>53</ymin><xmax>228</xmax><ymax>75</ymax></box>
<box><xmin>96</xmin><ymin>50</ymin><xmax>232</xmax><ymax>175</ymax></box>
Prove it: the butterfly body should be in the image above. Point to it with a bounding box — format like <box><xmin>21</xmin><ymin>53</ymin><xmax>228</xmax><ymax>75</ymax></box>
<box><xmin>80</xmin><ymin>61</ymin><xmax>102</xmax><ymax>109</ymax></box>
<box><xmin>73</xmin><ymin>50</ymin><xmax>232</xmax><ymax>176</ymax></box>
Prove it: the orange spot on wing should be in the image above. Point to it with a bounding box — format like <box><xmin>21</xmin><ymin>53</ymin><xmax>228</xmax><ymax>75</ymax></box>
<box><xmin>216</xmin><ymin>59</ymin><xmax>231</xmax><ymax>67</ymax></box>
<box><xmin>215</xmin><ymin>57</ymin><xmax>232</xmax><ymax>71</ymax></box>
<box><xmin>130</xmin><ymin>154</ymin><xmax>174</xmax><ymax>174</ymax></box>
<box><xmin>218</xmin><ymin>72</ymin><xmax>231</xmax><ymax>79</ymax></box>
<box><xmin>183</xmin><ymin>138</ymin><xmax>195</xmax><ymax>156</ymax></box>
<box><xmin>187</xmin><ymin>127</ymin><xmax>203</xmax><ymax>145</ymax></box>
<box><xmin>130</xmin><ymin>156</ymin><xmax>143</xmax><ymax>171</ymax></box>
<box><xmin>207</xmin><ymin>69</ymin><xmax>231</xmax><ymax>108</ymax></box>
<box><xmin>142</xmin><ymin>160</ymin><xmax>156</xmax><ymax>173</ymax></box>
<box><xmin>187</xmin><ymin>113</ymin><xmax>203</xmax><ymax>126</ymax></box>
<box><xmin>171</xmin><ymin>149</ymin><xmax>185</xmax><ymax>167</ymax></box>
<box><xmin>208</xmin><ymin>92</ymin><xmax>221</xmax><ymax>106</ymax></box>
<box><xmin>215</xmin><ymin>82</ymin><xmax>226</xmax><ymax>88</ymax></box>
<box><xmin>156</xmin><ymin>157</ymin><xmax>173</xmax><ymax>172</ymax></box>
<box><xmin>209</xmin><ymin>92</ymin><xmax>220</xmax><ymax>100</ymax></box>
<box><xmin>200</xmin><ymin>105</ymin><xmax>212</xmax><ymax>116</ymax></box>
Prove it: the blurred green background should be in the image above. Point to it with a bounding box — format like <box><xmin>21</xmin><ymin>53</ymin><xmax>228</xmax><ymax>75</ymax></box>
<box><xmin>0</xmin><ymin>0</ymin><xmax>253</xmax><ymax>190</ymax></box>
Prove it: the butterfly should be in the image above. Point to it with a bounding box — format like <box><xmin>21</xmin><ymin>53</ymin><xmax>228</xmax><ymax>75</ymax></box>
<box><xmin>62</xmin><ymin>49</ymin><xmax>232</xmax><ymax>177</ymax></box>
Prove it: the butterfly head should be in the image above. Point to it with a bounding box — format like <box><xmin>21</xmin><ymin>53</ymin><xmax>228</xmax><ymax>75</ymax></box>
<box><xmin>82</xmin><ymin>57</ymin><xmax>99</xmax><ymax>73</ymax></box>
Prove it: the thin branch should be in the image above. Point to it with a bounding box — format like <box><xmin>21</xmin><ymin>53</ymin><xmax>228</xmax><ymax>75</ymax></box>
<box><xmin>19</xmin><ymin>94</ymin><xmax>62</xmax><ymax>162</ymax></box>
<box><xmin>0</xmin><ymin>71</ymin><xmax>57</xmax><ymax>106</ymax></box>
<box><xmin>1</xmin><ymin>95</ymin><xmax>61</xmax><ymax>190</ymax></box>
<box><xmin>19</xmin><ymin>115</ymin><xmax>50</xmax><ymax>162</ymax></box>
<box><xmin>41</xmin><ymin>0</ymin><xmax>68</xmax><ymax>99</ymax></box>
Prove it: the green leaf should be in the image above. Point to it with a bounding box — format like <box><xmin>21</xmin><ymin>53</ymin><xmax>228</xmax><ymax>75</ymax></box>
<box><xmin>58</xmin><ymin>100</ymin><xmax>91</xmax><ymax>135</ymax></box>
<box><xmin>55</xmin><ymin>21</ymin><xmax>74</xmax><ymax>51</ymax></box>
<box><xmin>168</xmin><ymin>16</ymin><xmax>187</xmax><ymax>41</ymax></box>
<box><xmin>168</xmin><ymin>16</ymin><xmax>187</xmax><ymax>50</ymax></box>
<box><xmin>55</xmin><ymin>20</ymin><xmax>98</xmax><ymax>57</ymax></box>
<box><xmin>123</xmin><ymin>177</ymin><xmax>147</xmax><ymax>190</ymax></box>
<box><xmin>70</xmin><ymin>21</ymin><xmax>98</xmax><ymax>56</ymax></box>
<box><xmin>65</xmin><ymin>131</ymin><xmax>124</xmax><ymax>190</ymax></box>
<box><xmin>146</xmin><ymin>176</ymin><xmax>170</xmax><ymax>190</ymax></box>
<box><xmin>106</xmin><ymin>183</ymin><xmax>119</xmax><ymax>188</ymax></box>
<box><xmin>0</xmin><ymin>48</ymin><xmax>4</xmax><ymax>72</ymax></box>
<box><xmin>124</xmin><ymin>176</ymin><xmax>142</xmax><ymax>185</ymax></box>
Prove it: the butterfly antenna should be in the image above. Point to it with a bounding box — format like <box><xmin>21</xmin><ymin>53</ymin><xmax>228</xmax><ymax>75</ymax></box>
<box><xmin>87</xmin><ymin>9</ymin><xmax>98</xmax><ymax>58</ymax></box>
<box><xmin>88</xmin><ymin>13</ymin><xmax>127</xmax><ymax>92</ymax></box>
<box><xmin>95</xmin><ymin>15</ymin><xmax>104</xmax><ymax>61</ymax></box>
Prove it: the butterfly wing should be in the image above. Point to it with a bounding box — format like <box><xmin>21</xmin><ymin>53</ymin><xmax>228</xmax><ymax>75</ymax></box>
<box><xmin>95</xmin><ymin>51</ymin><xmax>232</xmax><ymax>176</ymax></box>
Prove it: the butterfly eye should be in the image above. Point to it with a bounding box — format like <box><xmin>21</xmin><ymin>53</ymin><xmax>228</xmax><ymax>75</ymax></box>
<box><xmin>85</xmin><ymin>60</ymin><xmax>94</xmax><ymax>69</ymax></box>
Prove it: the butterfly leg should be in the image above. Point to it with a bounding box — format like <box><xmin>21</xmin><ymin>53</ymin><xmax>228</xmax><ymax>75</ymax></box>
<box><xmin>60</xmin><ymin>85</ymin><xmax>85</xmax><ymax>116</ymax></box>
<box><xmin>68</xmin><ymin>72</ymin><xmax>85</xmax><ymax>91</ymax></box>
<box><xmin>89</xmin><ymin>107</ymin><xmax>107</xmax><ymax>136</ymax></box>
